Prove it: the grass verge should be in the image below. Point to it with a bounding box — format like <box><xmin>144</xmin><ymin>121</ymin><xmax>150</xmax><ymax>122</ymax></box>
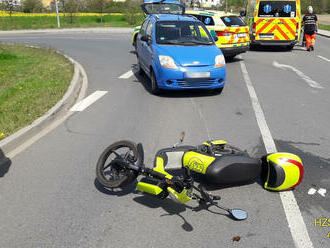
<box><xmin>319</xmin><ymin>24</ymin><xmax>330</xmax><ymax>31</ymax></box>
<box><xmin>0</xmin><ymin>14</ymin><xmax>144</xmax><ymax>30</ymax></box>
<box><xmin>0</xmin><ymin>43</ymin><xmax>73</xmax><ymax>139</ymax></box>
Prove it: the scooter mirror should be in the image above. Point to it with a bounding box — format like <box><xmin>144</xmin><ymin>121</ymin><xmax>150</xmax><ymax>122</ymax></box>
<box><xmin>230</xmin><ymin>209</ymin><xmax>248</xmax><ymax>220</ymax></box>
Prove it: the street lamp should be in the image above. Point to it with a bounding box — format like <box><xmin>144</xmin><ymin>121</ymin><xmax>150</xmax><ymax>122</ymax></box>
<box><xmin>55</xmin><ymin>0</ymin><xmax>60</xmax><ymax>28</ymax></box>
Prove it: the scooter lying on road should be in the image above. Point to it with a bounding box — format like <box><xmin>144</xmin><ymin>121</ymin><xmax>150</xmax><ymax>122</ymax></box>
<box><xmin>96</xmin><ymin>133</ymin><xmax>304</xmax><ymax>221</ymax></box>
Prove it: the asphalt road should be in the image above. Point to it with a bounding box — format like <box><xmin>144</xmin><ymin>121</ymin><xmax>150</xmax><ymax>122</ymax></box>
<box><xmin>0</xmin><ymin>33</ymin><xmax>329</xmax><ymax>248</ymax></box>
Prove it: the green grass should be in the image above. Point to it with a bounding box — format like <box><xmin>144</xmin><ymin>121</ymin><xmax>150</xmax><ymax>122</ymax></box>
<box><xmin>0</xmin><ymin>44</ymin><xmax>73</xmax><ymax>138</ymax></box>
<box><xmin>0</xmin><ymin>14</ymin><xmax>144</xmax><ymax>30</ymax></box>
<box><xmin>319</xmin><ymin>24</ymin><xmax>330</xmax><ymax>31</ymax></box>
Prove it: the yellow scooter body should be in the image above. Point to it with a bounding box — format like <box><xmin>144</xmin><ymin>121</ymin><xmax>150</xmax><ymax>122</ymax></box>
<box><xmin>136</xmin><ymin>156</ymin><xmax>192</xmax><ymax>204</ymax></box>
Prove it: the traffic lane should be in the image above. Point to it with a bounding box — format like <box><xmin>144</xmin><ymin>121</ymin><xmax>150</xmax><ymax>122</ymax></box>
<box><xmin>243</xmin><ymin>47</ymin><xmax>330</xmax><ymax>158</ymax></box>
<box><xmin>54</xmin><ymin>58</ymin><xmax>294</xmax><ymax>247</ymax></box>
<box><xmin>64</xmin><ymin>55</ymin><xmax>292</xmax><ymax>247</ymax></box>
<box><xmin>0</xmin><ymin>35</ymin><xmax>293</xmax><ymax>247</ymax></box>
<box><xmin>243</xmin><ymin>47</ymin><xmax>330</xmax><ymax>247</ymax></box>
<box><xmin>315</xmin><ymin>35</ymin><xmax>330</xmax><ymax>59</ymax></box>
<box><xmin>0</xmin><ymin>33</ymin><xmax>134</xmax><ymax>94</ymax></box>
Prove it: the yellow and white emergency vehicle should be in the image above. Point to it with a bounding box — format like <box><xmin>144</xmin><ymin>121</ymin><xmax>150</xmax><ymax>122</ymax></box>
<box><xmin>186</xmin><ymin>10</ymin><xmax>250</xmax><ymax>59</ymax></box>
<box><xmin>251</xmin><ymin>0</ymin><xmax>302</xmax><ymax>49</ymax></box>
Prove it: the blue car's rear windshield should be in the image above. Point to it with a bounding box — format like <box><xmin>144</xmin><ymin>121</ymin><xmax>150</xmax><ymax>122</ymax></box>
<box><xmin>156</xmin><ymin>21</ymin><xmax>214</xmax><ymax>45</ymax></box>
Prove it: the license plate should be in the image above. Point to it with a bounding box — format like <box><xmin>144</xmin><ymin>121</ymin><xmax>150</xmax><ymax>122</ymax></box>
<box><xmin>259</xmin><ymin>33</ymin><xmax>274</xmax><ymax>39</ymax></box>
<box><xmin>237</xmin><ymin>33</ymin><xmax>246</xmax><ymax>38</ymax></box>
<box><xmin>185</xmin><ymin>72</ymin><xmax>210</xmax><ymax>78</ymax></box>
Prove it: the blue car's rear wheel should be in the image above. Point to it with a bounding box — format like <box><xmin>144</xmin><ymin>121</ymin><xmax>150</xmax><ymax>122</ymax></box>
<box><xmin>137</xmin><ymin>58</ymin><xmax>143</xmax><ymax>75</ymax></box>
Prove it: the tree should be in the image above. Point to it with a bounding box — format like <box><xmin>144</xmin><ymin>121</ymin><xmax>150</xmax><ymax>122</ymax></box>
<box><xmin>124</xmin><ymin>0</ymin><xmax>142</xmax><ymax>25</ymax></box>
<box><xmin>63</xmin><ymin>0</ymin><xmax>79</xmax><ymax>23</ymax></box>
<box><xmin>1</xmin><ymin>0</ymin><xmax>15</xmax><ymax>25</ymax></box>
<box><xmin>87</xmin><ymin>0</ymin><xmax>106</xmax><ymax>22</ymax></box>
<box><xmin>22</xmin><ymin>0</ymin><xmax>43</xmax><ymax>13</ymax></box>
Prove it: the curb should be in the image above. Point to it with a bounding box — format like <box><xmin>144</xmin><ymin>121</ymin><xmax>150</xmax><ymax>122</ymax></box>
<box><xmin>0</xmin><ymin>27</ymin><xmax>134</xmax><ymax>35</ymax></box>
<box><xmin>317</xmin><ymin>29</ymin><xmax>330</xmax><ymax>38</ymax></box>
<box><xmin>317</xmin><ymin>32</ymin><xmax>330</xmax><ymax>38</ymax></box>
<box><xmin>0</xmin><ymin>46</ymin><xmax>88</xmax><ymax>163</ymax></box>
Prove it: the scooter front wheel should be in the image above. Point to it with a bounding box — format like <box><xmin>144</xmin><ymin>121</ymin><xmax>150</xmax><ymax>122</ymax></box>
<box><xmin>96</xmin><ymin>140</ymin><xmax>139</xmax><ymax>188</ymax></box>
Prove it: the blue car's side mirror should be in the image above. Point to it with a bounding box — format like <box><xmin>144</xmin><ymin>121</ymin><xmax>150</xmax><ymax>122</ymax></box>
<box><xmin>141</xmin><ymin>35</ymin><xmax>148</xmax><ymax>42</ymax></box>
<box><xmin>213</xmin><ymin>35</ymin><xmax>218</xmax><ymax>42</ymax></box>
<box><xmin>141</xmin><ymin>35</ymin><xmax>152</xmax><ymax>44</ymax></box>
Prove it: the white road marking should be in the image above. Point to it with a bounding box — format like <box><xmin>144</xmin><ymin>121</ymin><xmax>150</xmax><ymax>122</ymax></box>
<box><xmin>317</xmin><ymin>188</ymin><xmax>326</xmax><ymax>197</ymax></box>
<box><xmin>70</xmin><ymin>91</ymin><xmax>107</xmax><ymax>112</ymax></box>
<box><xmin>273</xmin><ymin>61</ymin><xmax>323</xmax><ymax>89</ymax></box>
<box><xmin>0</xmin><ymin>36</ymin><xmax>116</xmax><ymax>40</ymax></box>
<box><xmin>119</xmin><ymin>70</ymin><xmax>134</xmax><ymax>79</ymax></box>
<box><xmin>317</xmin><ymin>55</ymin><xmax>330</xmax><ymax>63</ymax></box>
<box><xmin>240</xmin><ymin>59</ymin><xmax>314</xmax><ymax>248</ymax></box>
<box><xmin>308</xmin><ymin>188</ymin><xmax>317</xmax><ymax>195</ymax></box>
<box><xmin>308</xmin><ymin>187</ymin><xmax>327</xmax><ymax>197</ymax></box>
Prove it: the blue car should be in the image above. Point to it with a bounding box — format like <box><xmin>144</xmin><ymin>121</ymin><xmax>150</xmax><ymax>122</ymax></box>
<box><xmin>136</xmin><ymin>0</ymin><xmax>226</xmax><ymax>94</ymax></box>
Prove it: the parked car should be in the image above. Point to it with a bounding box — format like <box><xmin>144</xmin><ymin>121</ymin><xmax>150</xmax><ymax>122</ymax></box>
<box><xmin>186</xmin><ymin>10</ymin><xmax>250</xmax><ymax>59</ymax></box>
<box><xmin>136</xmin><ymin>1</ymin><xmax>226</xmax><ymax>94</ymax></box>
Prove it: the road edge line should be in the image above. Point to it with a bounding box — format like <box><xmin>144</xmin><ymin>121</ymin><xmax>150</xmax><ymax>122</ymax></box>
<box><xmin>0</xmin><ymin>46</ymin><xmax>88</xmax><ymax>161</ymax></box>
<box><xmin>239</xmin><ymin>59</ymin><xmax>314</xmax><ymax>248</ymax></box>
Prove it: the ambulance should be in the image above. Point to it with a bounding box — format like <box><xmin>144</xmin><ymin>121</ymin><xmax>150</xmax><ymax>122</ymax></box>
<box><xmin>251</xmin><ymin>0</ymin><xmax>301</xmax><ymax>49</ymax></box>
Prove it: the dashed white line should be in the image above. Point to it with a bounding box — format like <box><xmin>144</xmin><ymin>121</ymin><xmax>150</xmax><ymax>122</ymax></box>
<box><xmin>70</xmin><ymin>91</ymin><xmax>107</xmax><ymax>112</ymax></box>
<box><xmin>240</xmin><ymin>59</ymin><xmax>314</xmax><ymax>248</ymax></box>
<box><xmin>317</xmin><ymin>55</ymin><xmax>330</xmax><ymax>63</ymax></box>
<box><xmin>119</xmin><ymin>70</ymin><xmax>134</xmax><ymax>79</ymax></box>
<box><xmin>273</xmin><ymin>61</ymin><xmax>323</xmax><ymax>89</ymax></box>
<box><xmin>308</xmin><ymin>187</ymin><xmax>327</xmax><ymax>197</ymax></box>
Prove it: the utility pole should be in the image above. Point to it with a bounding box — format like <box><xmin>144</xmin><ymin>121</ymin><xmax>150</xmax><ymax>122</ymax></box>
<box><xmin>55</xmin><ymin>0</ymin><xmax>60</xmax><ymax>28</ymax></box>
<box><xmin>225</xmin><ymin>0</ymin><xmax>228</xmax><ymax>13</ymax></box>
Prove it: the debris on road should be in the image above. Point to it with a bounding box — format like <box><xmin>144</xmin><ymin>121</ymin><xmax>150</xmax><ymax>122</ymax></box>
<box><xmin>232</xmin><ymin>236</ymin><xmax>241</xmax><ymax>242</ymax></box>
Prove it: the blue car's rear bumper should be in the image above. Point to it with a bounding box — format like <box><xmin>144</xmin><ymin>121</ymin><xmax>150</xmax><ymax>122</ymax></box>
<box><xmin>154</xmin><ymin>65</ymin><xmax>226</xmax><ymax>90</ymax></box>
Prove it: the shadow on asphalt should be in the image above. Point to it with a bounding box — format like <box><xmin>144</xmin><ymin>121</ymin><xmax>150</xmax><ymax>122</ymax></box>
<box><xmin>95</xmin><ymin>176</ymin><xmax>232</xmax><ymax>231</ymax></box>
<box><xmin>275</xmin><ymin>139</ymin><xmax>330</xmax><ymax>214</ymax></box>
<box><xmin>133</xmin><ymin>194</ymin><xmax>230</xmax><ymax>231</ymax></box>
<box><xmin>0</xmin><ymin>149</ymin><xmax>11</xmax><ymax>178</ymax></box>
<box><xmin>224</xmin><ymin>56</ymin><xmax>243</xmax><ymax>64</ymax></box>
<box><xmin>94</xmin><ymin>178</ymin><xmax>138</xmax><ymax>196</ymax></box>
<box><xmin>133</xmin><ymin>195</ymin><xmax>194</xmax><ymax>232</ymax></box>
<box><xmin>250</xmin><ymin>45</ymin><xmax>294</xmax><ymax>52</ymax></box>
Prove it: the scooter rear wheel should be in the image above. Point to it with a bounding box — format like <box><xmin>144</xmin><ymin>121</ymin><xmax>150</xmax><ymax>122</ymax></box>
<box><xmin>96</xmin><ymin>140</ymin><xmax>139</xmax><ymax>188</ymax></box>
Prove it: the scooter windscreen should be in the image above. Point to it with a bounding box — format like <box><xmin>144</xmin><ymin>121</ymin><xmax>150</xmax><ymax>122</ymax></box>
<box><xmin>263</xmin><ymin>153</ymin><xmax>304</xmax><ymax>191</ymax></box>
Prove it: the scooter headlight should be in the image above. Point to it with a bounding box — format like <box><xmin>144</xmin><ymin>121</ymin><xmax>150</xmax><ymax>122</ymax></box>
<box><xmin>159</xmin><ymin>55</ymin><xmax>178</xmax><ymax>69</ymax></box>
<box><xmin>215</xmin><ymin>54</ymin><xmax>225</xmax><ymax>68</ymax></box>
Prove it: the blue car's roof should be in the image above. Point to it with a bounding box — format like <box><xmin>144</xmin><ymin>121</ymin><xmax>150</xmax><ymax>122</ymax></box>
<box><xmin>150</xmin><ymin>14</ymin><xmax>198</xmax><ymax>22</ymax></box>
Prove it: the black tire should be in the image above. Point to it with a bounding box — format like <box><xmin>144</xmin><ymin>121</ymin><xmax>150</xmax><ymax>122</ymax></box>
<box><xmin>287</xmin><ymin>44</ymin><xmax>295</xmax><ymax>50</ymax></box>
<box><xmin>137</xmin><ymin>57</ymin><xmax>143</xmax><ymax>75</ymax></box>
<box><xmin>213</xmin><ymin>87</ymin><xmax>223</xmax><ymax>94</ymax></box>
<box><xmin>133</xmin><ymin>35</ymin><xmax>137</xmax><ymax>50</ymax></box>
<box><xmin>249</xmin><ymin>43</ymin><xmax>258</xmax><ymax>50</ymax></box>
<box><xmin>96</xmin><ymin>140</ymin><xmax>139</xmax><ymax>188</ymax></box>
<box><xmin>150</xmin><ymin>69</ymin><xmax>160</xmax><ymax>95</ymax></box>
<box><xmin>225</xmin><ymin>55</ymin><xmax>236</xmax><ymax>62</ymax></box>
